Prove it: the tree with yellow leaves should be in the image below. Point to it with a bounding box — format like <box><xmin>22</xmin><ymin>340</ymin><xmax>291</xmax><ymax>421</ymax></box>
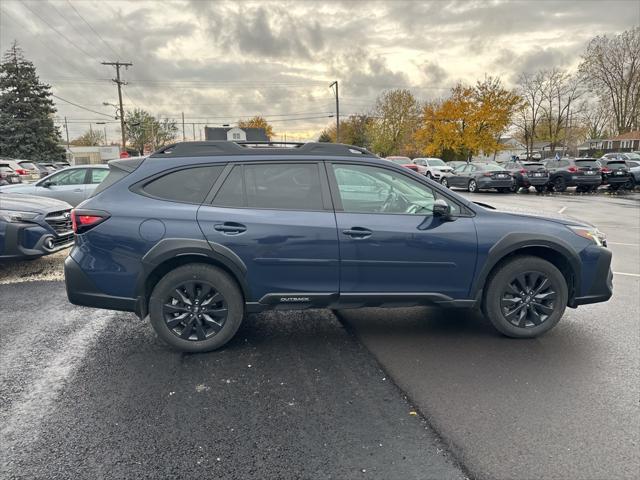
<box><xmin>237</xmin><ymin>115</ymin><xmax>275</xmax><ymax>140</ymax></box>
<box><xmin>415</xmin><ymin>77</ymin><xmax>521</xmax><ymax>161</ymax></box>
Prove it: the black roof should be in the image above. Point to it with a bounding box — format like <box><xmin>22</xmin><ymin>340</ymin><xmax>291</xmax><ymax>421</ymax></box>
<box><xmin>149</xmin><ymin>141</ymin><xmax>376</xmax><ymax>158</ymax></box>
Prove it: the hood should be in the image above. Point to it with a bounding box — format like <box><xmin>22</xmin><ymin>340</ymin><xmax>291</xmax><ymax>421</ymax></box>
<box><xmin>0</xmin><ymin>193</ymin><xmax>72</xmax><ymax>213</ymax></box>
<box><xmin>0</xmin><ymin>183</ymin><xmax>37</xmax><ymax>193</ymax></box>
<box><xmin>476</xmin><ymin>202</ymin><xmax>594</xmax><ymax>227</ymax></box>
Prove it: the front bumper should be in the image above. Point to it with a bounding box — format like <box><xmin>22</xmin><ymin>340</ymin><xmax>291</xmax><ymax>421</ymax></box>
<box><xmin>0</xmin><ymin>220</ymin><xmax>73</xmax><ymax>260</ymax></box>
<box><xmin>570</xmin><ymin>246</ymin><xmax>613</xmax><ymax>307</ymax></box>
<box><xmin>64</xmin><ymin>255</ymin><xmax>138</xmax><ymax>313</ymax></box>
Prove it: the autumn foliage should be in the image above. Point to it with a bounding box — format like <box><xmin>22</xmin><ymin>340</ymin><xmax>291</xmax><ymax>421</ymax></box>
<box><xmin>414</xmin><ymin>77</ymin><xmax>521</xmax><ymax>161</ymax></box>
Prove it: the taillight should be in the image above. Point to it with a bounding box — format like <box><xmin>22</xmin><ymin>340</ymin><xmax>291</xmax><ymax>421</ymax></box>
<box><xmin>601</xmin><ymin>167</ymin><xmax>611</xmax><ymax>174</ymax></box>
<box><xmin>520</xmin><ymin>169</ymin><xmax>527</xmax><ymax>174</ymax></box>
<box><xmin>567</xmin><ymin>166</ymin><xmax>578</xmax><ymax>173</ymax></box>
<box><xmin>14</xmin><ymin>168</ymin><xmax>27</xmax><ymax>175</ymax></box>
<box><xmin>71</xmin><ymin>209</ymin><xmax>110</xmax><ymax>234</ymax></box>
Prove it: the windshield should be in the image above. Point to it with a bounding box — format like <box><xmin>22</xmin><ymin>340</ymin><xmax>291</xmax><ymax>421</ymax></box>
<box><xmin>576</xmin><ymin>159</ymin><xmax>599</xmax><ymax>167</ymax></box>
<box><xmin>429</xmin><ymin>159</ymin><xmax>445</xmax><ymax>166</ymax></box>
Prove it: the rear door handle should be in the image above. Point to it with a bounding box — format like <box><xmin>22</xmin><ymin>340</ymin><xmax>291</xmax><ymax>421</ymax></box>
<box><xmin>342</xmin><ymin>227</ymin><xmax>372</xmax><ymax>239</ymax></box>
<box><xmin>214</xmin><ymin>222</ymin><xmax>247</xmax><ymax>235</ymax></box>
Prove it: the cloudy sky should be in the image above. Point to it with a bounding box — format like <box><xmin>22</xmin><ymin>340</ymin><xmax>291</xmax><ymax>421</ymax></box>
<box><xmin>1</xmin><ymin>0</ymin><xmax>639</xmax><ymax>141</ymax></box>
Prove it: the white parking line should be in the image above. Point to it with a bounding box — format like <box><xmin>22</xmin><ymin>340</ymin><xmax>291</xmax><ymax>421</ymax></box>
<box><xmin>607</xmin><ymin>242</ymin><xmax>640</xmax><ymax>247</ymax></box>
<box><xmin>557</xmin><ymin>206</ymin><xmax>567</xmax><ymax>214</ymax></box>
<box><xmin>613</xmin><ymin>271</ymin><xmax>640</xmax><ymax>277</ymax></box>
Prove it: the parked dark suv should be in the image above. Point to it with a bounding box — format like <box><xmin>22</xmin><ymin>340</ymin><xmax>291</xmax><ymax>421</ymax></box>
<box><xmin>597</xmin><ymin>158</ymin><xmax>633</xmax><ymax>190</ymax></box>
<box><xmin>545</xmin><ymin>157</ymin><xmax>602</xmax><ymax>192</ymax></box>
<box><xmin>65</xmin><ymin>142</ymin><xmax>613</xmax><ymax>352</ymax></box>
<box><xmin>503</xmin><ymin>160</ymin><xmax>549</xmax><ymax>192</ymax></box>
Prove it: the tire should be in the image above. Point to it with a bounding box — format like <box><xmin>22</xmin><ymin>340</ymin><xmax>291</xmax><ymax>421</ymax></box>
<box><xmin>440</xmin><ymin>177</ymin><xmax>449</xmax><ymax>188</ymax></box>
<box><xmin>622</xmin><ymin>178</ymin><xmax>635</xmax><ymax>190</ymax></box>
<box><xmin>534</xmin><ymin>185</ymin><xmax>545</xmax><ymax>193</ymax></box>
<box><xmin>426</xmin><ymin>171</ymin><xmax>433</xmax><ymax>179</ymax></box>
<box><xmin>510</xmin><ymin>182</ymin><xmax>519</xmax><ymax>193</ymax></box>
<box><xmin>553</xmin><ymin>176</ymin><xmax>567</xmax><ymax>192</ymax></box>
<box><xmin>468</xmin><ymin>179</ymin><xmax>478</xmax><ymax>192</ymax></box>
<box><xmin>149</xmin><ymin>264</ymin><xmax>244</xmax><ymax>352</ymax></box>
<box><xmin>483</xmin><ymin>256</ymin><xmax>568</xmax><ymax>338</ymax></box>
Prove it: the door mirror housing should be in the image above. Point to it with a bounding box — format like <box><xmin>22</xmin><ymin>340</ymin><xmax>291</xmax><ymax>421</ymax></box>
<box><xmin>433</xmin><ymin>199</ymin><xmax>452</xmax><ymax>219</ymax></box>
<box><xmin>41</xmin><ymin>181</ymin><xmax>54</xmax><ymax>188</ymax></box>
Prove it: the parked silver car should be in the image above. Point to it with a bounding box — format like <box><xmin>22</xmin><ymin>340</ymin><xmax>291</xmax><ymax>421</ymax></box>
<box><xmin>0</xmin><ymin>165</ymin><xmax>109</xmax><ymax>206</ymax></box>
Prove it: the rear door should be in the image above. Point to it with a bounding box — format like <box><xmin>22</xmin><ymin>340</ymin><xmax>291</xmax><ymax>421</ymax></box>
<box><xmin>197</xmin><ymin>162</ymin><xmax>339</xmax><ymax>303</ymax></box>
<box><xmin>448</xmin><ymin>164</ymin><xmax>470</xmax><ymax>187</ymax></box>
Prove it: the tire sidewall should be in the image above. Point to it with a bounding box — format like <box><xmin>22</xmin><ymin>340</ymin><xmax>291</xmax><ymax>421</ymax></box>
<box><xmin>484</xmin><ymin>256</ymin><xmax>568</xmax><ymax>338</ymax></box>
<box><xmin>149</xmin><ymin>264</ymin><xmax>244</xmax><ymax>352</ymax></box>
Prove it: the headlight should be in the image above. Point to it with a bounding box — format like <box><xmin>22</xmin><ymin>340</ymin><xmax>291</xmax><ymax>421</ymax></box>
<box><xmin>0</xmin><ymin>209</ymin><xmax>40</xmax><ymax>223</ymax></box>
<box><xmin>567</xmin><ymin>225</ymin><xmax>607</xmax><ymax>247</ymax></box>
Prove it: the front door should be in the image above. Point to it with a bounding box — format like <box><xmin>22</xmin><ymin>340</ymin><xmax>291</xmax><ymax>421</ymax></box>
<box><xmin>36</xmin><ymin>168</ymin><xmax>88</xmax><ymax>206</ymax></box>
<box><xmin>328</xmin><ymin>162</ymin><xmax>477</xmax><ymax>300</ymax></box>
<box><xmin>197</xmin><ymin>162</ymin><xmax>339</xmax><ymax>303</ymax></box>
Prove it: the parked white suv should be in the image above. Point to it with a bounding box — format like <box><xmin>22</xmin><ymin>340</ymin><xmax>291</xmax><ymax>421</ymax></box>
<box><xmin>413</xmin><ymin>158</ymin><xmax>453</xmax><ymax>180</ymax></box>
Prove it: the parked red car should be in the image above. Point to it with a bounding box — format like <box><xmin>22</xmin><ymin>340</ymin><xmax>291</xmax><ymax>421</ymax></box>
<box><xmin>385</xmin><ymin>156</ymin><xmax>427</xmax><ymax>175</ymax></box>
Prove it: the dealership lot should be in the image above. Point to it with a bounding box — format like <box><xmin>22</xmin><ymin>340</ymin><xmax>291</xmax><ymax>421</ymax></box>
<box><xmin>1</xmin><ymin>191</ymin><xmax>638</xmax><ymax>479</ymax></box>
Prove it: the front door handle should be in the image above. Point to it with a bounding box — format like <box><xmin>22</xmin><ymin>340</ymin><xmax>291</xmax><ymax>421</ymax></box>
<box><xmin>342</xmin><ymin>227</ymin><xmax>372</xmax><ymax>239</ymax></box>
<box><xmin>73</xmin><ymin>188</ymin><xmax>83</xmax><ymax>192</ymax></box>
<box><xmin>214</xmin><ymin>222</ymin><xmax>247</xmax><ymax>235</ymax></box>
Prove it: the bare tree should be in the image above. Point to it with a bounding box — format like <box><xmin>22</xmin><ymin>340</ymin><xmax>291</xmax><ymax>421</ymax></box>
<box><xmin>580</xmin><ymin>97</ymin><xmax>615</xmax><ymax>139</ymax></box>
<box><xmin>579</xmin><ymin>27</ymin><xmax>640</xmax><ymax>134</ymax></box>
<box><xmin>540</xmin><ymin>69</ymin><xmax>584</xmax><ymax>153</ymax></box>
<box><xmin>514</xmin><ymin>71</ymin><xmax>546</xmax><ymax>155</ymax></box>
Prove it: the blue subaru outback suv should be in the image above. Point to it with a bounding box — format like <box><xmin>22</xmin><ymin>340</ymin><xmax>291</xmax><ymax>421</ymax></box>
<box><xmin>65</xmin><ymin>142</ymin><xmax>613</xmax><ymax>352</ymax></box>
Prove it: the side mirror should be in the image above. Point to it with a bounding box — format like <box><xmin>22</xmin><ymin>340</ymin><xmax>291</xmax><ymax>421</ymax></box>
<box><xmin>433</xmin><ymin>199</ymin><xmax>452</xmax><ymax>219</ymax></box>
<box><xmin>41</xmin><ymin>181</ymin><xmax>54</xmax><ymax>188</ymax></box>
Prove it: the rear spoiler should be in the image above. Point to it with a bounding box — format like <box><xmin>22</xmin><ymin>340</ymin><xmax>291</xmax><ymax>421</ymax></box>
<box><xmin>107</xmin><ymin>156</ymin><xmax>146</xmax><ymax>173</ymax></box>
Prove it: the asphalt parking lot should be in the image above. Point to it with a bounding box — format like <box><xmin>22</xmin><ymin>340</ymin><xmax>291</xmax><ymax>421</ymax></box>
<box><xmin>1</xmin><ymin>190</ymin><xmax>638</xmax><ymax>479</ymax></box>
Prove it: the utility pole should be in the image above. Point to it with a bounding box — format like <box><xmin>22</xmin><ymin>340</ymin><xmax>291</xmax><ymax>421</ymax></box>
<box><xmin>64</xmin><ymin>116</ymin><xmax>70</xmax><ymax>149</ymax></box>
<box><xmin>330</xmin><ymin>81</ymin><xmax>339</xmax><ymax>143</ymax></box>
<box><xmin>192</xmin><ymin>123</ymin><xmax>196</xmax><ymax>141</ymax></box>
<box><xmin>102</xmin><ymin>61</ymin><xmax>133</xmax><ymax>152</ymax></box>
<box><xmin>181</xmin><ymin>112</ymin><xmax>186</xmax><ymax>141</ymax></box>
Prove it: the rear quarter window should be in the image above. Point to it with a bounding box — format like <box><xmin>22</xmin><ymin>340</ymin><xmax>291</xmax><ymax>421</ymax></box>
<box><xmin>141</xmin><ymin>165</ymin><xmax>224</xmax><ymax>203</ymax></box>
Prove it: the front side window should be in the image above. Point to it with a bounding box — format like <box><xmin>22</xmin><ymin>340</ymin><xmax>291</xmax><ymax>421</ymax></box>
<box><xmin>332</xmin><ymin>164</ymin><xmax>457</xmax><ymax>215</ymax></box>
<box><xmin>46</xmin><ymin>168</ymin><xmax>87</xmax><ymax>186</ymax></box>
<box><xmin>142</xmin><ymin>165</ymin><xmax>224</xmax><ymax>203</ymax></box>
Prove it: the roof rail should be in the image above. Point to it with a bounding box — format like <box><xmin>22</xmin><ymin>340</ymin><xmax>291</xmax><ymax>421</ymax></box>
<box><xmin>149</xmin><ymin>141</ymin><xmax>376</xmax><ymax>158</ymax></box>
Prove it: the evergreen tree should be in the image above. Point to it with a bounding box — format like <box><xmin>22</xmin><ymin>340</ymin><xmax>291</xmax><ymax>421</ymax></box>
<box><xmin>0</xmin><ymin>41</ymin><xmax>65</xmax><ymax>161</ymax></box>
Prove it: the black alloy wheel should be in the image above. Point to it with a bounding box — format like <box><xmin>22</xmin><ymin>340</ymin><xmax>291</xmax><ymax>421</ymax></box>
<box><xmin>163</xmin><ymin>281</ymin><xmax>228</xmax><ymax>341</ymax></box>
<box><xmin>500</xmin><ymin>271</ymin><xmax>556</xmax><ymax>328</ymax></box>
<box><xmin>553</xmin><ymin>176</ymin><xmax>567</xmax><ymax>192</ymax></box>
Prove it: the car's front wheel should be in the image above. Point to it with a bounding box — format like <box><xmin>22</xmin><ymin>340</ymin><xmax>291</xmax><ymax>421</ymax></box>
<box><xmin>483</xmin><ymin>256</ymin><xmax>568</xmax><ymax>338</ymax></box>
<box><xmin>440</xmin><ymin>177</ymin><xmax>449</xmax><ymax>188</ymax></box>
<box><xmin>149</xmin><ymin>264</ymin><xmax>244</xmax><ymax>352</ymax></box>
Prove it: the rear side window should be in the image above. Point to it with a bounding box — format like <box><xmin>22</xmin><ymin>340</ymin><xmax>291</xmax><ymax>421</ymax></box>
<box><xmin>89</xmin><ymin>169</ymin><xmax>109</xmax><ymax>184</ymax></box>
<box><xmin>142</xmin><ymin>166</ymin><xmax>224</xmax><ymax>203</ymax></box>
<box><xmin>213</xmin><ymin>163</ymin><xmax>324</xmax><ymax>210</ymax></box>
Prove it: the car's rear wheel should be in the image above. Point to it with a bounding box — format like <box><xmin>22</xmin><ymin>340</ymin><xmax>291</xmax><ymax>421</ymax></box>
<box><xmin>468</xmin><ymin>179</ymin><xmax>478</xmax><ymax>192</ymax></box>
<box><xmin>149</xmin><ymin>264</ymin><xmax>244</xmax><ymax>352</ymax></box>
<box><xmin>483</xmin><ymin>256</ymin><xmax>568</xmax><ymax>338</ymax></box>
<box><xmin>553</xmin><ymin>176</ymin><xmax>567</xmax><ymax>192</ymax></box>
<box><xmin>440</xmin><ymin>177</ymin><xmax>449</xmax><ymax>188</ymax></box>
<box><xmin>622</xmin><ymin>178</ymin><xmax>635</xmax><ymax>190</ymax></box>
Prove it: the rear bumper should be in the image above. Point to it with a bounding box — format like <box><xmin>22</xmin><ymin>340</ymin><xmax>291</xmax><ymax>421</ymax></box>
<box><xmin>569</xmin><ymin>247</ymin><xmax>613</xmax><ymax>307</ymax></box>
<box><xmin>64</xmin><ymin>255</ymin><xmax>139</xmax><ymax>313</ymax></box>
<box><xmin>603</xmin><ymin>174</ymin><xmax>631</xmax><ymax>185</ymax></box>
<box><xmin>522</xmin><ymin>176</ymin><xmax>548</xmax><ymax>186</ymax></box>
<box><xmin>571</xmin><ymin>175</ymin><xmax>602</xmax><ymax>185</ymax></box>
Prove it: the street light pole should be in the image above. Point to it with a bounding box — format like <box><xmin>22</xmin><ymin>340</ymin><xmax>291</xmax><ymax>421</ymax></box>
<box><xmin>330</xmin><ymin>81</ymin><xmax>339</xmax><ymax>143</ymax></box>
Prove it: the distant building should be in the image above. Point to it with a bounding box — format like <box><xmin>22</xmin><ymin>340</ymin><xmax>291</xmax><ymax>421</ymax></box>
<box><xmin>577</xmin><ymin>130</ymin><xmax>640</xmax><ymax>156</ymax></box>
<box><xmin>66</xmin><ymin>146</ymin><xmax>120</xmax><ymax>165</ymax></box>
<box><xmin>204</xmin><ymin>127</ymin><xmax>269</xmax><ymax>142</ymax></box>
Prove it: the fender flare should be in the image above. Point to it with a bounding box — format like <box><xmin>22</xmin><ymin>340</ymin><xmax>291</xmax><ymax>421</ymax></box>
<box><xmin>136</xmin><ymin>238</ymin><xmax>250</xmax><ymax>311</ymax></box>
<box><xmin>470</xmin><ymin>233</ymin><xmax>582</xmax><ymax>300</ymax></box>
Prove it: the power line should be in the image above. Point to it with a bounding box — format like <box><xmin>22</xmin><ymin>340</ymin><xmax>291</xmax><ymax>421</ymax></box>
<box><xmin>51</xmin><ymin>94</ymin><xmax>115</xmax><ymax>118</ymax></box>
<box><xmin>46</xmin><ymin>0</ymin><xmax>104</xmax><ymax>59</ymax></box>
<box><xmin>18</xmin><ymin>0</ymin><xmax>99</xmax><ymax>61</ymax></box>
<box><xmin>65</xmin><ymin>0</ymin><xmax>122</xmax><ymax>59</ymax></box>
